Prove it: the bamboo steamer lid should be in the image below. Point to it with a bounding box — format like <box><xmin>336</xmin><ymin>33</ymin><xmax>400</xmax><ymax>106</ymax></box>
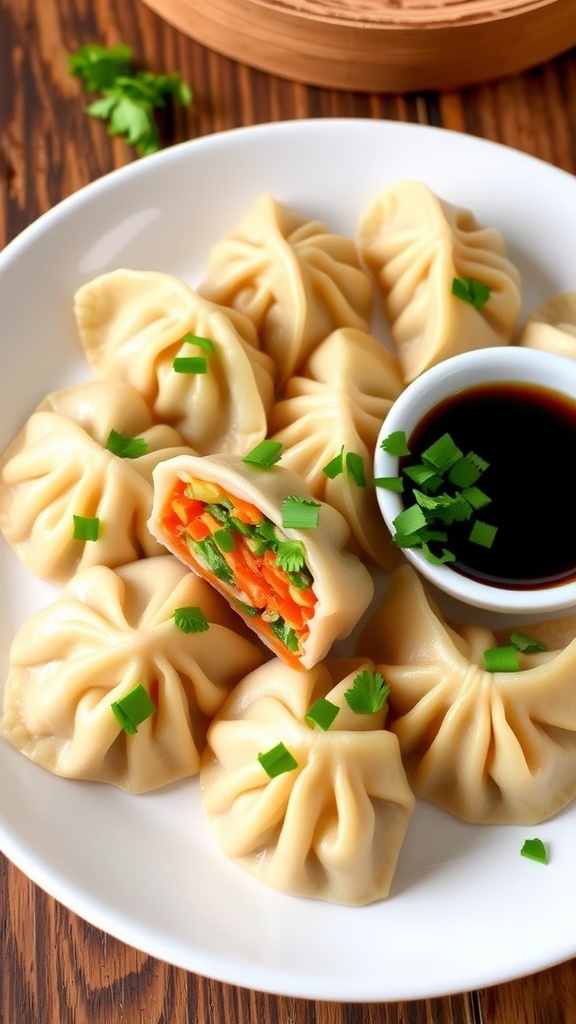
<box><xmin>139</xmin><ymin>0</ymin><xmax>576</xmax><ymax>92</ymax></box>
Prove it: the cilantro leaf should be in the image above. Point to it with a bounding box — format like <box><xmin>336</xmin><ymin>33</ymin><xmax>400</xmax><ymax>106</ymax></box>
<box><xmin>344</xmin><ymin>669</ymin><xmax>390</xmax><ymax>715</ymax></box>
<box><xmin>68</xmin><ymin>43</ymin><xmax>132</xmax><ymax>92</ymax></box>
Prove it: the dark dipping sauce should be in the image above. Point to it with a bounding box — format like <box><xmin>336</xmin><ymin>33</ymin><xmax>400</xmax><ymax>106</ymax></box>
<box><xmin>404</xmin><ymin>381</ymin><xmax>576</xmax><ymax>590</ymax></box>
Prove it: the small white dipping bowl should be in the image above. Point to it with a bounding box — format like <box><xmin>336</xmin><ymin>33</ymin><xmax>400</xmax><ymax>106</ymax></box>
<box><xmin>374</xmin><ymin>346</ymin><xmax>576</xmax><ymax>614</ymax></box>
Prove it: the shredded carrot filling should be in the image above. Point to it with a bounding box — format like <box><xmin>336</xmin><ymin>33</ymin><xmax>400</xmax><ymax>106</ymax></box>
<box><xmin>160</xmin><ymin>476</ymin><xmax>318</xmax><ymax>664</ymax></box>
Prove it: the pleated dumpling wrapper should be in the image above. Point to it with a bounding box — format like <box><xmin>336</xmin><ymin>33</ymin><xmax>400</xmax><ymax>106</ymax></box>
<box><xmin>73</xmin><ymin>269</ymin><xmax>275</xmax><ymax>454</ymax></box>
<box><xmin>0</xmin><ymin>379</ymin><xmax>193</xmax><ymax>584</ymax></box>
<box><xmin>201</xmin><ymin>657</ymin><xmax>415</xmax><ymax>905</ymax></box>
<box><xmin>1</xmin><ymin>556</ymin><xmax>265</xmax><ymax>793</ymax></box>
<box><xmin>270</xmin><ymin>327</ymin><xmax>403</xmax><ymax>570</ymax></box>
<box><xmin>358</xmin><ymin>564</ymin><xmax>576</xmax><ymax>825</ymax></box>
<box><xmin>198</xmin><ymin>193</ymin><xmax>374</xmax><ymax>388</ymax></box>
<box><xmin>148</xmin><ymin>454</ymin><xmax>374</xmax><ymax>669</ymax></box>
<box><xmin>357</xmin><ymin>181</ymin><xmax>522</xmax><ymax>383</ymax></box>
<box><xmin>519</xmin><ymin>291</ymin><xmax>576</xmax><ymax>359</ymax></box>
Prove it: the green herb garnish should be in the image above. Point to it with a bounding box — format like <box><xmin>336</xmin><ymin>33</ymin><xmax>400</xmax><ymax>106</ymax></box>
<box><xmin>258</xmin><ymin>742</ymin><xmax>298</xmax><ymax>778</ymax></box>
<box><xmin>183</xmin><ymin>333</ymin><xmax>215</xmax><ymax>353</ymax></box>
<box><xmin>520</xmin><ymin>838</ymin><xmax>548</xmax><ymax>865</ymax></box>
<box><xmin>373</xmin><ymin>476</ymin><xmax>405</xmax><ymax>492</ymax></box>
<box><xmin>469</xmin><ymin>520</ymin><xmax>498</xmax><ymax>548</ymax></box>
<box><xmin>105</xmin><ymin>429</ymin><xmax>149</xmax><ymax>459</ymax></box>
<box><xmin>344</xmin><ymin>669</ymin><xmax>390</xmax><ymax>715</ymax></box>
<box><xmin>72</xmin><ymin>515</ymin><xmax>100</xmax><ymax>542</ymax></box>
<box><xmin>68</xmin><ymin>43</ymin><xmax>192</xmax><ymax>156</ymax></box>
<box><xmin>281</xmin><ymin>496</ymin><xmax>321</xmax><ymax>530</ymax></box>
<box><xmin>275</xmin><ymin>540</ymin><xmax>306</xmax><ymax>573</ymax></box>
<box><xmin>111</xmin><ymin>683</ymin><xmax>156</xmax><ymax>735</ymax></box>
<box><xmin>483</xmin><ymin>645</ymin><xmax>520</xmax><ymax>672</ymax></box>
<box><xmin>510</xmin><ymin>631</ymin><xmax>548</xmax><ymax>653</ymax></box>
<box><xmin>346</xmin><ymin>451</ymin><xmax>367</xmax><ymax>487</ymax></box>
<box><xmin>322</xmin><ymin>446</ymin><xmax>344</xmax><ymax>479</ymax></box>
<box><xmin>380</xmin><ymin>430</ymin><xmax>410</xmax><ymax>457</ymax></box>
<box><xmin>452</xmin><ymin>276</ymin><xmax>491</xmax><ymax>309</ymax></box>
<box><xmin>242</xmin><ymin>439</ymin><xmax>283</xmax><ymax>470</ymax></box>
<box><xmin>269</xmin><ymin>617</ymin><xmax>300</xmax><ymax>653</ymax></box>
<box><xmin>172</xmin><ymin>606</ymin><xmax>210</xmax><ymax>634</ymax></box>
<box><xmin>305</xmin><ymin>698</ymin><xmax>340</xmax><ymax>731</ymax></box>
<box><xmin>172</xmin><ymin>356</ymin><xmax>208</xmax><ymax>374</ymax></box>
<box><xmin>190</xmin><ymin>537</ymin><xmax>234</xmax><ymax>585</ymax></box>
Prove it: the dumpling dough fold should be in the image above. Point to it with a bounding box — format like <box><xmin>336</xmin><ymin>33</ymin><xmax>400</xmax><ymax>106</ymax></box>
<box><xmin>518</xmin><ymin>290</ymin><xmax>576</xmax><ymax>359</ymax></box>
<box><xmin>358</xmin><ymin>181</ymin><xmax>522</xmax><ymax>382</ymax></box>
<box><xmin>198</xmin><ymin>193</ymin><xmax>374</xmax><ymax>388</ymax></box>
<box><xmin>358</xmin><ymin>564</ymin><xmax>576</xmax><ymax>824</ymax></box>
<box><xmin>74</xmin><ymin>269</ymin><xmax>275</xmax><ymax>454</ymax></box>
<box><xmin>1</xmin><ymin>556</ymin><xmax>265</xmax><ymax>792</ymax></box>
<box><xmin>201</xmin><ymin>657</ymin><xmax>415</xmax><ymax>905</ymax></box>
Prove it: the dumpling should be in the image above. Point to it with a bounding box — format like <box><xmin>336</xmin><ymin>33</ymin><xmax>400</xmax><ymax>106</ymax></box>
<box><xmin>357</xmin><ymin>181</ymin><xmax>522</xmax><ymax>382</ymax></box>
<box><xmin>201</xmin><ymin>657</ymin><xmax>415</xmax><ymax>905</ymax></box>
<box><xmin>73</xmin><ymin>269</ymin><xmax>275</xmax><ymax>454</ymax></box>
<box><xmin>1</xmin><ymin>556</ymin><xmax>266</xmax><ymax>793</ymax></box>
<box><xmin>0</xmin><ymin>379</ymin><xmax>193</xmax><ymax>584</ymax></box>
<box><xmin>519</xmin><ymin>290</ymin><xmax>576</xmax><ymax>359</ymax></box>
<box><xmin>358</xmin><ymin>564</ymin><xmax>576</xmax><ymax>825</ymax></box>
<box><xmin>148</xmin><ymin>453</ymin><xmax>374</xmax><ymax>669</ymax></box>
<box><xmin>198</xmin><ymin>193</ymin><xmax>374</xmax><ymax>388</ymax></box>
<box><xmin>270</xmin><ymin>327</ymin><xmax>403</xmax><ymax>569</ymax></box>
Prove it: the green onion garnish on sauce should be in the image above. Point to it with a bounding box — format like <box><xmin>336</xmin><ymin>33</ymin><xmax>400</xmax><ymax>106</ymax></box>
<box><xmin>469</xmin><ymin>520</ymin><xmax>498</xmax><ymax>548</ymax></box>
<box><xmin>451</xmin><ymin>276</ymin><xmax>491</xmax><ymax>309</ymax></box>
<box><xmin>172</xmin><ymin>356</ymin><xmax>208</xmax><ymax>374</ymax></box>
<box><xmin>111</xmin><ymin>683</ymin><xmax>156</xmax><ymax>734</ymax></box>
<box><xmin>172</xmin><ymin>606</ymin><xmax>210</xmax><ymax>633</ymax></box>
<box><xmin>380</xmin><ymin>430</ymin><xmax>410</xmax><ymax>457</ymax></box>
<box><xmin>520</xmin><ymin>838</ymin><xmax>548</xmax><ymax>865</ymax></box>
<box><xmin>305</xmin><ymin>697</ymin><xmax>340</xmax><ymax>731</ymax></box>
<box><xmin>344</xmin><ymin>669</ymin><xmax>390</xmax><ymax>715</ymax></box>
<box><xmin>281</xmin><ymin>496</ymin><xmax>321</xmax><ymax>529</ymax></box>
<box><xmin>183</xmin><ymin>332</ymin><xmax>215</xmax><ymax>353</ymax></box>
<box><xmin>105</xmin><ymin>429</ymin><xmax>149</xmax><ymax>459</ymax></box>
<box><xmin>242</xmin><ymin>439</ymin><xmax>283</xmax><ymax>469</ymax></box>
<box><xmin>258</xmin><ymin>741</ymin><xmax>298</xmax><ymax>778</ymax></box>
<box><xmin>72</xmin><ymin>515</ymin><xmax>100</xmax><ymax>541</ymax></box>
<box><xmin>421</xmin><ymin>433</ymin><xmax>462</xmax><ymax>472</ymax></box>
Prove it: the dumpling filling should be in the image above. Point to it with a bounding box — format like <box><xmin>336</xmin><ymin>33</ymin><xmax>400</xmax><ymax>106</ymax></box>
<box><xmin>160</xmin><ymin>475</ymin><xmax>318</xmax><ymax>666</ymax></box>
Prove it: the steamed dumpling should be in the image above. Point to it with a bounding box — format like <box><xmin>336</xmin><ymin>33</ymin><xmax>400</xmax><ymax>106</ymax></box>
<box><xmin>1</xmin><ymin>556</ymin><xmax>266</xmax><ymax>792</ymax></box>
<box><xmin>148</xmin><ymin>453</ymin><xmax>374</xmax><ymax>669</ymax></box>
<box><xmin>270</xmin><ymin>327</ymin><xmax>403</xmax><ymax>569</ymax></box>
<box><xmin>519</xmin><ymin>291</ymin><xmax>576</xmax><ymax>358</ymax></box>
<box><xmin>358</xmin><ymin>181</ymin><xmax>522</xmax><ymax>382</ymax></box>
<box><xmin>198</xmin><ymin>193</ymin><xmax>374</xmax><ymax>388</ymax></box>
<box><xmin>74</xmin><ymin>269</ymin><xmax>275</xmax><ymax>454</ymax></box>
<box><xmin>0</xmin><ymin>379</ymin><xmax>193</xmax><ymax>584</ymax></box>
<box><xmin>201</xmin><ymin>657</ymin><xmax>415</xmax><ymax>905</ymax></box>
<box><xmin>358</xmin><ymin>564</ymin><xmax>576</xmax><ymax>825</ymax></box>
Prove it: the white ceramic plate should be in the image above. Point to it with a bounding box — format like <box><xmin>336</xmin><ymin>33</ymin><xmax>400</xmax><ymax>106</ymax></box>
<box><xmin>1</xmin><ymin>119</ymin><xmax>575</xmax><ymax>1003</ymax></box>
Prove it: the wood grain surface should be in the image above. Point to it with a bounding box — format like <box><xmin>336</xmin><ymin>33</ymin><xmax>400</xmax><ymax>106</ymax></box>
<box><xmin>1</xmin><ymin>0</ymin><xmax>576</xmax><ymax>1022</ymax></box>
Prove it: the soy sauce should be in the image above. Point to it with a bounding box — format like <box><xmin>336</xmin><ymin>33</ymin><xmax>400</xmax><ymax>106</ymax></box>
<box><xmin>406</xmin><ymin>381</ymin><xmax>576</xmax><ymax>590</ymax></box>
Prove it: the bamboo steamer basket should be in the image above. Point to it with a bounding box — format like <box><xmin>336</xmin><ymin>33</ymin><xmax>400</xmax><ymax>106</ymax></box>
<box><xmin>139</xmin><ymin>0</ymin><xmax>576</xmax><ymax>92</ymax></box>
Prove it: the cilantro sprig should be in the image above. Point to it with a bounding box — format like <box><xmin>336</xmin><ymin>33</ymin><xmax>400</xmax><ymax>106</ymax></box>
<box><xmin>68</xmin><ymin>43</ymin><xmax>192</xmax><ymax>156</ymax></box>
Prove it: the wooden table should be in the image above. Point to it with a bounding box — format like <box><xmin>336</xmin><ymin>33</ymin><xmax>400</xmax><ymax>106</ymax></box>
<box><xmin>1</xmin><ymin>1</ymin><xmax>576</xmax><ymax>1021</ymax></box>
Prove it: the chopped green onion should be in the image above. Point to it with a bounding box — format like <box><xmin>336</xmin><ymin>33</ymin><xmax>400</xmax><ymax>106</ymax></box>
<box><xmin>190</xmin><ymin>537</ymin><xmax>234</xmax><ymax>584</ymax></box>
<box><xmin>172</xmin><ymin>606</ymin><xmax>210</xmax><ymax>633</ymax></box>
<box><xmin>422</xmin><ymin>542</ymin><xmax>456</xmax><ymax>564</ymax></box>
<box><xmin>373</xmin><ymin>476</ymin><xmax>404</xmax><ymax>492</ymax></box>
<box><xmin>305</xmin><ymin>697</ymin><xmax>340</xmax><ymax>731</ymax></box>
<box><xmin>111</xmin><ymin>683</ymin><xmax>156</xmax><ymax>734</ymax></box>
<box><xmin>403</xmin><ymin>463</ymin><xmax>442</xmax><ymax>489</ymax></box>
<box><xmin>393</xmin><ymin>504</ymin><xmax>428</xmax><ymax>537</ymax></box>
<box><xmin>105</xmin><ymin>429</ymin><xmax>149</xmax><ymax>459</ymax></box>
<box><xmin>452</xmin><ymin>276</ymin><xmax>491</xmax><ymax>309</ymax></box>
<box><xmin>421</xmin><ymin>433</ymin><xmax>462</xmax><ymax>472</ymax></box>
<box><xmin>394</xmin><ymin>531</ymin><xmax>424</xmax><ymax>548</ymax></box>
<box><xmin>448</xmin><ymin>451</ymin><xmax>489</xmax><ymax>488</ymax></box>
<box><xmin>281</xmin><ymin>496</ymin><xmax>321</xmax><ymax>530</ymax></box>
<box><xmin>380</xmin><ymin>430</ymin><xmax>410</xmax><ymax>456</ymax></box>
<box><xmin>72</xmin><ymin>515</ymin><xmax>100</xmax><ymax>541</ymax></box>
<box><xmin>483</xmin><ymin>645</ymin><xmax>519</xmax><ymax>672</ymax></box>
<box><xmin>229</xmin><ymin>515</ymin><xmax>253</xmax><ymax>536</ymax></box>
<box><xmin>275</xmin><ymin>540</ymin><xmax>306</xmax><ymax>573</ymax></box>
<box><xmin>520</xmin><ymin>838</ymin><xmax>548</xmax><ymax>865</ymax></box>
<box><xmin>258</xmin><ymin>741</ymin><xmax>298</xmax><ymax>778</ymax></box>
<box><xmin>510</xmin><ymin>632</ymin><xmax>548</xmax><ymax>653</ymax></box>
<box><xmin>213</xmin><ymin>527</ymin><xmax>236</xmax><ymax>553</ymax></box>
<box><xmin>256</xmin><ymin>519</ymin><xmax>278</xmax><ymax>545</ymax></box>
<box><xmin>183</xmin><ymin>332</ymin><xmax>215</xmax><ymax>353</ymax></box>
<box><xmin>322</xmin><ymin>446</ymin><xmax>344</xmax><ymax>479</ymax></box>
<box><xmin>269</xmin><ymin>617</ymin><xmax>300</xmax><ymax>653</ymax></box>
<box><xmin>242</xmin><ymin>439</ymin><xmax>283</xmax><ymax>470</ymax></box>
<box><xmin>461</xmin><ymin>486</ymin><xmax>491</xmax><ymax>510</ymax></box>
<box><xmin>344</xmin><ymin>669</ymin><xmax>390</xmax><ymax>715</ymax></box>
<box><xmin>346</xmin><ymin>451</ymin><xmax>367</xmax><ymax>487</ymax></box>
<box><xmin>172</xmin><ymin>356</ymin><xmax>208</xmax><ymax>374</ymax></box>
<box><xmin>469</xmin><ymin>520</ymin><xmax>498</xmax><ymax>548</ymax></box>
